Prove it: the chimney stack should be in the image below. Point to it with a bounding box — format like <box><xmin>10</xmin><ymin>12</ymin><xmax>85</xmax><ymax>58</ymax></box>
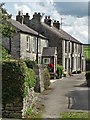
<box><xmin>33</xmin><ymin>12</ymin><xmax>42</xmax><ymax>23</ymax></box>
<box><xmin>44</xmin><ymin>16</ymin><xmax>51</xmax><ymax>27</ymax></box>
<box><xmin>23</xmin><ymin>13</ymin><xmax>30</xmax><ymax>26</ymax></box>
<box><xmin>53</xmin><ymin>20</ymin><xmax>60</xmax><ymax>29</ymax></box>
<box><xmin>16</xmin><ymin>11</ymin><xmax>23</xmax><ymax>24</ymax></box>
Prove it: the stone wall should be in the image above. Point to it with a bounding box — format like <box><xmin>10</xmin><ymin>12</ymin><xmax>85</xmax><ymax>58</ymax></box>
<box><xmin>34</xmin><ymin>64</ymin><xmax>46</xmax><ymax>93</ymax></box>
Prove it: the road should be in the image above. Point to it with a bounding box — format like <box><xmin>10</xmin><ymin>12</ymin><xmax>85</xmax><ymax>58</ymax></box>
<box><xmin>42</xmin><ymin>73</ymin><xmax>89</xmax><ymax>118</ymax></box>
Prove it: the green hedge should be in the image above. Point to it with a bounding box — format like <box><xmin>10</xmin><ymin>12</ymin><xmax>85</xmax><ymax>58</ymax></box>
<box><xmin>2</xmin><ymin>60</ymin><xmax>36</xmax><ymax>104</ymax></box>
<box><xmin>2</xmin><ymin>61</ymin><xmax>25</xmax><ymax>103</ymax></box>
<box><xmin>0</xmin><ymin>46</ymin><xmax>12</xmax><ymax>60</ymax></box>
<box><xmin>56</xmin><ymin>65</ymin><xmax>63</xmax><ymax>78</ymax></box>
<box><xmin>24</xmin><ymin>59</ymin><xmax>36</xmax><ymax>69</ymax></box>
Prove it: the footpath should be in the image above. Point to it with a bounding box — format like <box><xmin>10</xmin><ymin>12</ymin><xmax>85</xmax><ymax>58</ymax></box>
<box><xmin>41</xmin><ymin>73</ymin><xmax>89</xmax><ymax>118</ymax></box>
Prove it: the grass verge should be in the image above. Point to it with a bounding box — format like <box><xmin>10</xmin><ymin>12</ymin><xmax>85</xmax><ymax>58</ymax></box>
<box><xmin>60</xmin><ymin>112</ymin><xmax>90</xmax><ymax>120</ymax></box>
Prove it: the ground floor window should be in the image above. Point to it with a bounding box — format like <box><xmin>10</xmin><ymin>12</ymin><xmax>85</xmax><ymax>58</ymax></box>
<box><xmin>65</xmin><ymin>58</ymin><xmax>67</xmax><ymax>70</ymax></box>
<box><xmin>43</xmin><ymin>58</ymin><xmax>50</xmax><ymax>64</ymax></box>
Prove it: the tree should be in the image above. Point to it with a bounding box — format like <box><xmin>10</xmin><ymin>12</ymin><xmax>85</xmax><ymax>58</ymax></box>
<box><xmin>0</xmin><ymin>3</ymin><xmax>15</xmax><ymax>53</ymax></box>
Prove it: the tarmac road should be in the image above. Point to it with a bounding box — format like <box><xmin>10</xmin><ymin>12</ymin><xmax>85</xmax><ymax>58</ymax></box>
<box><xmin>42</xmin><ymin>73</ymin><xmax>89</xmax><ymax>118</ymax></box>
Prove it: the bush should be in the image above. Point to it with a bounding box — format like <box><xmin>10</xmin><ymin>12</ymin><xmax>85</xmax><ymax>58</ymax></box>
<box><xmin>85</xmin><ymin>71</ymin><xmax>90</xmax><ymax>87</ymax></box>
<box><xmin>25</xmin><ymin>107</ymin><xmax>41</xmax><ymax>119</ymax></box>
<box><xmin>2</xmin><ymin>60</ymin><xmax>36</xmax><ymax>103</ymax></box>
<box><xmin>56</xmin><ymin>64</ymin><xmax>63</xmax><ymax>78</ymax></box>
<box><xmin>0</xmin><ymin>46</ymin><xmax>12</xmax><ymax>60</ymax></box>
<box><xmin>24</xmin><ymin>59</ymin><xmax>36</xmax><ymax>69</ymax></box>
<box><xmin>43</xmin><ymin>68</ymin><xmax>50</xmax><ymax>90</ymax></box>
<box><xmin>2</xmin><ymin>60</ymin><xmax>25</xmax><ymax>103</ymax></box>
<box><xmin>24</xmin><ymin>67</ymin><xmax>36</xmax><ymax>97</ymax></box>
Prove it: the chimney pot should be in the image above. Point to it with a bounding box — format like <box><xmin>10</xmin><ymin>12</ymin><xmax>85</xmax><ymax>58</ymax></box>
<box><xmin>26</xmin><ymin>13</ymin><xmax>29</xmax><ymax>16</ymax></box>
<box><xmin>48</xmin><ymin>16</ymin><xmax>50</xmax><ymax>19</ymax></box>
<box><xmin>34</xmin><ymin>12</ymin><xmax>37</xmax><ymax>15</ymax></box>
<box><xmin>38</xmin><ymin>12</ymin><xmax>40</xmax><ymax>15</ymax></box>
<box><xmin>18</xmin><ymin>11</ymin><xmax>21</xmax><ymax>16</ymax></box>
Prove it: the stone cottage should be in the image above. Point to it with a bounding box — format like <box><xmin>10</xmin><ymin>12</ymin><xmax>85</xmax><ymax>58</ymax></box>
<box><xmin>16</xmin><ymin>12</ymin><xmax>85</xmax><ymax>73</ymax></box>
<box><xmin>2</xmin><ymin>18</ymin><xmax>48</xmax><ymax>62</ymax></box>
<box><xmin>16</xmin><ymin>12</ymin><xmax>85</xmax><ymax>74</ymax></box>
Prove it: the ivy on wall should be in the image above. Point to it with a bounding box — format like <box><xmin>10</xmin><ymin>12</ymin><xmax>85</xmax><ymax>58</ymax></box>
<box><xmin>2</xmin><ymin>60</ymin><xmax>36</xmax><ymax>104</ymax></box>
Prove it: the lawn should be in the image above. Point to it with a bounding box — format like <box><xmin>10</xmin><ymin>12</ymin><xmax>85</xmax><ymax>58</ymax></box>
<box><xmin>84</xmin><ymin>45</ymin><xmax>90</xmax><ymax>60</ymax></box>
<box><xmin>60</xmin><ymin>112</ymin><xmax>90</xmax><ymax>120</ymax></box>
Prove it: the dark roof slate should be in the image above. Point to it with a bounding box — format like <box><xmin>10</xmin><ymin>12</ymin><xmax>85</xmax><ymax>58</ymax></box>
<box><xmin>42</xmin><ymin>47</ymin><xmax>57</xmax><ymax>57</ymax></box>
<box><xmin>8</xmin><ymin>19</ymin><xmax>47</xmax><ymax>39</ymax></box>
<box><xmin>42</xmin><ymin>22</ymin><xmax>82</xmax><ymax>44</ymax></box>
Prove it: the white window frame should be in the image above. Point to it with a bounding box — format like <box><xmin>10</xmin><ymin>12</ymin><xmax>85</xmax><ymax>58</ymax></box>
<box><xmin>32</xmin><ymin>36</ymin><xmax>36</xmax><ymax>53</ymax></box>
<box><xmin>26</xmin><ymin>36</ymin><xmax>30</xmax><ymax>51</ymax></box>
<box><xmin>38</xmin><ymin>39</ymin><xmax>41</xmax><ymax>53</ymax></box>
<box><xmin>43</xmin><ymin>58</ymin><xmax>50</xmax><ymax>64</ymax></box>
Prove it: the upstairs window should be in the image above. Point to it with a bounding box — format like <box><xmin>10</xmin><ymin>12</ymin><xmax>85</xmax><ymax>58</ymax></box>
<box><xmin>38</xmin><ymin>39</ymin><xmax>41</xmax><ymax>53</ymax></box>
<box><xmin>68</xmin><ymin>41</ymin><xmax>70</xmax><ymax>53</ymax></box>
<box><xmin>72</xmin><ymin>43</ymin><xmax>74</xmax><ymax>53</ymax></box>
<box><xmin>65</xmin><ymin>41</ymin><xmax>67</xmax><ymax>53</ymax></box>
<box><xmin>26</xmin><ymin>36</ymin><xmax>30</xmax><ymax>51</ymax></box>
<box><xmin>32</xmin><ymin>36</ymin><xmax>36</xmax><ymax>53</ymax></box>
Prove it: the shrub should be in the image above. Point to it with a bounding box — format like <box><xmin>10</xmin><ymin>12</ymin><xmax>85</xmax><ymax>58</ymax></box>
<box><xmin>2</xmin><ymin>60</ymin><xmax>25</xmax><ymax>103</ymax></box>
<box><xmin>24</xmin><ymin>59</ymin><xmax>36</xmax><ymax>69</ymax></box>
<box><xmin>56</xmin><ymin>64</ymin><xmax>63</xmax><ymax>78</ymax></box>
<box><xmin>25</xmin><ymin>107</ymin><xmax>41</xmax><ymax>119</ymax></box>
<box><xmin>24</xmin><ymin>67</ymin><xmax>36</xmax><ymax>97</ymax></box>
<box><xmin>85</xmin><ymin>71</ymin><xmax>90</xmax><ymax>87</ymax></box>
<box><xmin>43</xmin><ymin>68</ymin><xmax>50</xmax><ymax>90</ymax></box>
<box><xmin>0</xmin><ymin>46</ymin><xmax>12</xmax><ymax>60</ymax></box>
<box><xmin>2</xmin><ymin>60</ymin><xmax>36</xmax><ymax>103</ymax></box>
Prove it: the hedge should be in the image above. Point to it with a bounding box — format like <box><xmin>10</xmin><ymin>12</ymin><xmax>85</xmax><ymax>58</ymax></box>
<box><xmin>24</xmin><ymin>59</ymin><xmax>36</xmax><ymax>69</ymax></box>
<box><xmin>2</xmin><ymin>60</ymin><xmax>36</xmax><ymax>104</ymax></box>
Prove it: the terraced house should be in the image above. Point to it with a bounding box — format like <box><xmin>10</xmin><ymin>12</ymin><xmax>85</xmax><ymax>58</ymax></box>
<box><xmin>2</xmin><ymin>18</ymin><xmax>48</xmax><ymax>62</ymax></box>
<box><xmin>3</xmin><ymin>11</ymin><xmax>85</xmax><ymax>74</ymax></box>
<box><xmin>15</xmin><ymin>11</ymin><xmax>85</xmax><ymax>74</ymax></box>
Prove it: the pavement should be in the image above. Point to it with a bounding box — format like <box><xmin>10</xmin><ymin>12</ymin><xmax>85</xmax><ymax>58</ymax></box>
<box><xmin>42</xmin><ymin>72</ymin><xmax>90</xmax><ymax>118</ymax></box>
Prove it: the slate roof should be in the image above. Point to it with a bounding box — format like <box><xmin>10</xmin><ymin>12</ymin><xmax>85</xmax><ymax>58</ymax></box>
<box><xmin>42</xmin><ymin>22</ymin><xmax>67</xmax><ymax>40</ymax></box>
<box><xmin>42</xmin><ymin>22</ymin><xmax>82</xmax><ymax>44</ymax></box>
<box><xmin>42</xmin><ymin>47</ymin><xmax>57</xmax><ymax>57</ymax></box>
<box><xmin>7</xmin><ymin>19</ymin><xmax>47</xmax><ymax>39</ymax></box>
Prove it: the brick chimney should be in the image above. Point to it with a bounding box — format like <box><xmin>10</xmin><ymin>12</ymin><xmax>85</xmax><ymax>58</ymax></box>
<box><xmin>53</xmin><ymin>20</ymin><xmax>60</xmax><ymax>29</ymax></box>
<box><xmin>23</xmin><ymin>13</ymin><xmax>30</xmax><ymax>26</ymax></box>
<box><xmin>16</xmin><ymin>11</ymin><xmax>23</xmax><ymax>24</ymax></box>
<box><xmin>33</xmin><ymin>12</ymin><xmax>42</xmax><ymax>23</ymax></box>
<box><xmin>44</xmin><ymin>16</ymin><xmax>51</xmax><ymax>26</ymax></box>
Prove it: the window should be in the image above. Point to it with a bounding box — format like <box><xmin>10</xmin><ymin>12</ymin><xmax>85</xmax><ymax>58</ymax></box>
<box><xmin>65</xmin><ymin>41</ymin><xmax>67</xmax><ymax>53</ymax></box>
<box><xmin>26</xmin><ymin>36</ymin><xmax>30</xmax><ymax>51</ymax></box>
<box><xmin>32</xmin><ymin>36</ymin><xmax>36</xmax><ymax>53</ymax></box>
<box><xmin>65</xmin><ymin>58</ymin><xmax>67</xmax><ymax>70</ymax></box>
<box><xmin>75</xmin><ymin>44</ymin><xmax>77</xmax><ymax>53</ymax></box>
<box><xmin>72</xmin><ymin>43</ymin><xmax>74</xmax><ymax>53</ymax></box>
<box><xmin>38</xmin><ymin>39</ymin><xmax>41</xmax><ymax>53</ymax></box>
<box><xmin>43</xmin><ymin>58</ymin><xmax>50</xmax><ymax>64</ymax></box>
<box><xmin>68</xmin><ymin>41</ymin><xmax>70</xmax><ymax>53</ymax></box>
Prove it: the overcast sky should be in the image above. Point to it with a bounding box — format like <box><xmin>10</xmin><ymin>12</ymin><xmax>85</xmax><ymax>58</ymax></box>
<box><xmin>4</xmin><ymin>1</ymin><xmax>89</xmax><ymax>44</ymax></box>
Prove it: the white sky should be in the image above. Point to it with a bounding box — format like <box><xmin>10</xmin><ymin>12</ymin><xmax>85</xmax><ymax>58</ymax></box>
<box><xmin>4</xmin><ymin>1</ymin><xmax>89</xmax><ymax>44</ymax></box>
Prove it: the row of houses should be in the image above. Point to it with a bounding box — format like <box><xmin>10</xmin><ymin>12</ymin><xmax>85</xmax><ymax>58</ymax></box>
<box><xmin>2</xmin><ymin>11</ymin><xmax>86</xmax><ymax>74</ymax></box>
